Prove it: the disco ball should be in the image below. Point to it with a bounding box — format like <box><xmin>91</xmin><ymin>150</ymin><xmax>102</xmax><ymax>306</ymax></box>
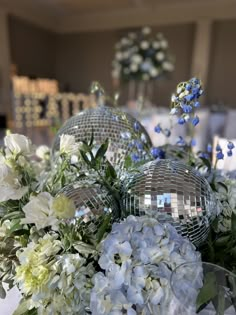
<box><xmin>59</xmin><ymin>181</ymin><xmax>119</xmax><ymax>232</ymax></box>
<box><xmin>52</xmin><ymin>106</ymin><xmax>152</xmax><ymax>167</ymax></box>
<box><xmin>122</xmin><ymin>159</ymin><xmax>218</xmax><ymax>247</ymax></box>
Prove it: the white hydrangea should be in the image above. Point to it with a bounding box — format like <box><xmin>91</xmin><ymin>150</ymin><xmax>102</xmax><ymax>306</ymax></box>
<box><xmin>156</xmin><ymin>51</ymin><xmax>165</xmax><ymax>61</ymax></box>
<box><xmin>140</xmin><ymin>40</ymin><xmax>149</xmax><ymax>50</ymax></box>
<box><xmin>90</xmin><ymin>216</ymin><xmax>201</xmax><ymax>315</ymax></box>
<box><xmin>142</xmin><ymin>26</ymin><xmax>151</xmax><ymax>35</ymax></box>
<box><xmin>0</xmin><ymin>155</ymin><xmax>28</xmax><ymax>202</ymax></box>
<box><xmin>163</xmin><ymin>61</ymin><xmax>174</xmax><ymax>72</ymax></box>
<box><xmin>4</xmin><ymin>133</ymin><xmax>33</xmax><ymax>156</ymax></box>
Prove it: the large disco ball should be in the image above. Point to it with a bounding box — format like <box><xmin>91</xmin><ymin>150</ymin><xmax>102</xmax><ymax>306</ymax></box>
<box><xmin>122</xmin><ymin>159</ymin><xmax>218</xmax><ymax>247</ymax></box>
<box><xmin>52</xmin><ymin>106</ymin><xmax>152</xmax><ymax>166</ymax></box>
<box><xmin>59</xmin><ymin>181</ymin><xmax>119</xmax><ymax>232</ymax></box>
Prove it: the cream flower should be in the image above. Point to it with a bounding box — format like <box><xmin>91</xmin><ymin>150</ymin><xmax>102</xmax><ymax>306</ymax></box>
<box><xmin>36</xmin><ymin>145</ymin><xmax>50</xmax><ymax>160</ymax></box>
<box><xmin>21</xmin><ymin>192</ymin><xmax>58</xmax><ymax>230</ymax></box>
<box><xmin>0</xmin><ymin>156</ymin><xmax>28</xmax><ymax>202</ymax></box>
<box><xmin>59</xmin><ymin>134</ymin><xmax>78</xmax><ymax>154</ymax></box>
<box><xmin>4</xmin><ymin>133</ymin><xmax>33</xmax><ymax>156</ymax></box>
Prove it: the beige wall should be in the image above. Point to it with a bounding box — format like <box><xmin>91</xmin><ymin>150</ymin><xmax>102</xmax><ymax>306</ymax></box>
<box><xmin>207</xmin><ymin>19</ymin><xmax>236</xmax><ymax>106</ymax></box>
<box><xmin>55</xmin><ymin>24</ymin><xmax>195</xmax><ymax>107</ymax></box>
<box><xmin>8</xmin><ymin>16</ymin><xmax>56</xmax><ymax>78</ymax></box>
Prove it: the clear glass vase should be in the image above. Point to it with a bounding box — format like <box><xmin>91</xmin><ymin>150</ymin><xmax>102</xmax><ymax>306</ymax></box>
<box><xmin>170</xmin><ymin>262</ymin><xmax>236</xmax><ymax>315</ymax></box>
<box><xmin>127</xmin><ymin>80</ymin><xmax>154</xmax><ymax>111</ymax></box>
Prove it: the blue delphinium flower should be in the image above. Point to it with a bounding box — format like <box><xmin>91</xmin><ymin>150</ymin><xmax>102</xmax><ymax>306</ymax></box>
<box><xmin>150</xmin><ymin>147</ymin><xmax>165</xmax><ymax>159</ymax></box>
<box><xmin>154</xmin><ymin>124</ymin><xmax>162</xmax><ymax>133</ymax></box>
<box><xmin>227</xmin><ymin>141</ymin><xmax>235</xmax><ymax>150</ymax></box>
<box><xmin>135</xmin><ymin>141</ymin><xmax>143</xmax><ymax>151</ymax></box>
<box><xmin>191</xmin><ymin>138</ymin><xmax>197</xmax><ymax>146</ymax></box>
<box><xmin>216</xmin><ymin>144</ymin><xmax>222</xmax><ymax>152</ymax></box>
<box><xmin>163</xmin><ymin>128</ymin><xmax>171</xmax><ymax>137</ymax></box>
<box><xmin>134</xmin><ymin>121</ymin><xmax>141</xmax><ymax>132</ymax></box>
<box><xmin>194</xmin><ymin>101</ymin><xmax>200</xmax><ymax>108</ymax></box>
<box><xmin>192</xmin><ymin>116</ymin><xmax>199</xmax><ymax>126</ymax></box>
<box><xmin>182</xmin><ymin>104</ymin><xmax>192</xmax><ymax>113</ymax></box>
<box><xmin>207</xmin><ymin>144</ymin><xmax>212</xmax><ymax>153</ymax></box>
<box><xmin>227</xmin><ymin>150</ymin><xmax>233</xmax><ymax>157</ymax></box>
<box><xmin>176</xmin><ymin>136</ymin><xmax>185</xmax><ymax>146</ymax></box>
<box><xmin>216</xmin><ymin>151</ymin><xmax>224</xmax><ymax>160</ymax></box>
<box><xmin>178</xmin><ymin>117</ymin><xmax>185</xmax><ymax>125</ymax></box>
<box><xmin>131</xmin><ymin>153</ymin><xmax>140</xmax><ymax>162</ymax></box>
<box><xmin>199</xmin><ymin>152</ymin><xmax>209</xmax><ymax>159</ymax></box>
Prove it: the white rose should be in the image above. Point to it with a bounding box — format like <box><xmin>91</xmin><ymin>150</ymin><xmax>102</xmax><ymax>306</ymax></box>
<box><xmin>140</xmin><ymin>41</ymin><xmax>149</xmax><ymax>50</ymax></box>
<box><xmin>4</xmin><ymin>134</ymin><xmax>33</xmax><ymax>155</ymax></box>
<box><xmin>160</xmin><ymin>40</ymin><xmax>168</xmax><ymax>49</ymax></box>
<box><xmin>21</xmin><ymin>192</ymin><xmax>58</xmax><ymax>230</ymax></box>
<box><xmin>60</xmin><ymin>134</ymin><xmax>77</xmax><ymax>154</ymax></box>
<box><xmin>36</xmin><ymin>145</ymin><xmax>50</xmax><ymax>160</ymax></box>
<box><xmin>156</xmin><ymin>52</ymin><xmax>165</xmax><ymax>61</ymax></box>
<box><xmin>150</xmin><ymin>67</ymin><xmax>159</xmax><ymax>78</ymax></box>
<box><xmin>152</xmin><ymin>41</ymin><xmax>161</xmax><ymax>49</ymax></box>
<box><xmin>163</xmin><ymin>61</ymin><xmax>174</xmax><ymax>71</ymax></box>
<box><xmin>130</xmin><ymin>63</ymin><xmax>138</xmax><ymax>72</ymax></box>
<box><xmin>121</xmin><ymin>37</ymin><xmax>130</xmax><ymax>46</ymax></box>
<box><xmin>115</xmin><ymin>52</ymin><xmax>123</xmax><ymax>61</ymax></box>
<box><xmin>0</xmin><ymin>156</ymin><xmax>28</xmax><ymax>202</ymax></box>
<box><xmin>131</xmin><ymin>54</ymin><xmax>143</xmax><ymax>64</ymax></box>
<box><xmin>142</xmin><ymin>26</ymin><xmax>151</xmax><ymax>35</ymax></box>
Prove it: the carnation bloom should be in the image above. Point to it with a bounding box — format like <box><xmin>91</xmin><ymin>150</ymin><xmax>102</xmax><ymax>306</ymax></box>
<box><xmin>59</xmin><ymin>134</ymin><xmax>77</xmax><ymax>154</ymax></box>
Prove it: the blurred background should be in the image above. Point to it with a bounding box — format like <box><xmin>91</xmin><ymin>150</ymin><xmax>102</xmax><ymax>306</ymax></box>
<box><xmin>0</xmin><ymin>0</ymin><xmax>236</xmax><ymax>153</ymax></box>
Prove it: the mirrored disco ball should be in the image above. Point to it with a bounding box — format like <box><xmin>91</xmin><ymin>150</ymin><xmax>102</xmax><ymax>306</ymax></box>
<box><xmin>122</xmin><ymin>159</ymin><xmax>218</xmax><ymax>247</ymax></box>
<box><xmin>59</xmin><ymin>182</ymin><xmax>119</xmax><ymax>232</ymax></box>
<box><xmin>52</xmin><ymin>106</ymin><xmax>152</xmax><ymax>166</ymax></box>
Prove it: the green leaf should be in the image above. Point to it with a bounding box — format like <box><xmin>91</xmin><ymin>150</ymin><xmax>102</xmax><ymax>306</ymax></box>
<box><xmin>3</xmin><ymin>211</ymin><xmax>24</xmax><ymax>220</ymax></box>
<box><xmin>199</xmin><ymin>157</ymin><xmax>211</xmax><ymax>171</ymax></box>
<box><xmin>124</xmin><ymin>155</ymin><xmax>132</xmax><ymax>169</ymax></box>
<box><xmin>196</xmin><ymin>272</ymin><xmax>218</xmax><ymax>311</ymax></box>
<box><xmin>105</xmin><ymin>161</ymin><xmax>117</xmax><ymax>181</ymax></box>
<box><xmin>231</xmin><ymin>212</ymin><xmax>236</xmax><ymax>237</ymax></box>
<box><xmin>0</xmin><ymin>282</ymin><xmax>6</xmax><ymax>299</ymax></box>
<box><xmin>215</xmin><ymin>235</ymin><xmax>231</xmax><ymax>247</ymax></box>
<box><xmin>96</xmin><ymin>214</ymin><xmax>112</xmax><ymax>243</ymax></box>
<box><xmin>89</xmin><ymin>129</ymin><xmax>94</xmax><ymax>147</ymax></box>
<box><xmin>73</xmin><ymin>241</ymin><xmax>96</xmax><ymax>256</ymax></box>
<box><xmin>79</xmin><ymin>150</ymin><xmax>91</xmax><ymax>166</ymax></box>
<box><xmin>95</xmin><ymin>139</ymin><xmax>109</xmax><ymax>160</ymax></box>
<box><xmin>13</xmin><ymin>298</ymin><xmax>29</xmax><ymax>315</ymax></box>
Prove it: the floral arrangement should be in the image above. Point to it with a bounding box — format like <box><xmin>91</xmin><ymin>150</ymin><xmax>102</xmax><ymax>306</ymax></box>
<box><xmin>112</xmin><ymin>26</ymin><xmax>174</xmax><ymax>82</ymax></box>
<box><xmin>0</xmin><ymin>78</ymin><xmax>236</xmax><ymax>314</ymax></box>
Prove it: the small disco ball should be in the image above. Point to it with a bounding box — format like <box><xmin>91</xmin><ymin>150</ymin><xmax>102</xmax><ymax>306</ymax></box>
<box><xmin>52</xmin><ymin>106</ymin><xmax>152</xmax><ymax>167</ymax></box>
<box><xmin>122</xmin><ymin>159</ymin><xmax>218</xmax><ymax>247</ymax></box>
<box><xmin>59</xmin><ymin>181</ymin><xmax>119</xmax><ymax>232</ymax></box>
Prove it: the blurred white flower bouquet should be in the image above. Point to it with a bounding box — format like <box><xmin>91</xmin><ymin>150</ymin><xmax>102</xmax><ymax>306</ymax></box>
<box><xmin>112</xmin><ymin>26</ymin><xmax>174</xmax><ymax>83</ymax></box>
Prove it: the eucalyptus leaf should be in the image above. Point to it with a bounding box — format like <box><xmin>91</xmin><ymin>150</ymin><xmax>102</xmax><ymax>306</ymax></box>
<box><xmin>13</xmin><ymin>298</ymin><xmax>29</xmax><ymax>315</ymax></box>
<box><xmin>73</xmin><ymin>241</ymin><xmax>96</xmax><ymax>256</ymax></box>
<box><xmin>199</xmin><ymin>157</ymin><xmax>211</xmax><ymax>172</ymax></box>
<box><xmin>96</xmin><ymin>214</ymin><xmax>112</xmax><ymax>243</ymax></box>
<box><xmin>80</xmin><ymin>150</ymin><xmax>91</xmax><ymax>166</ymax></box>
<box><xmin>196</xmin><ymin>272</ymin><xmax>217</xmax><ymax>312</ymax></box>
<box><xmin>215</xmin><ymin>235</ymin><xmax>231</xmax><ymax>247</ymax></box>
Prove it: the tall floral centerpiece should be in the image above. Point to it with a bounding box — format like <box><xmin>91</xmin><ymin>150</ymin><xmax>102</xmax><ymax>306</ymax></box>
<box><xmin>112</xmin><ymin>26</ymin><xmax>174</xmax><ymax>108</ymax></box>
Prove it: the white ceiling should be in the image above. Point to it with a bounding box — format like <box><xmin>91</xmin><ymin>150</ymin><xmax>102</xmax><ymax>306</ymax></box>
<box><xmin>0</xmin><ymin>0</ymin><xmax>235</xmax><ymax>32</ymax></box>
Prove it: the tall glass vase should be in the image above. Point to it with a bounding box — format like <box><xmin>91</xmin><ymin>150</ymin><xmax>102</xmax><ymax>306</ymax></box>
<box><xmin>128</xmin><ymin>80</ymin><xmax>155</xmax><ymax>112</ymax></box>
